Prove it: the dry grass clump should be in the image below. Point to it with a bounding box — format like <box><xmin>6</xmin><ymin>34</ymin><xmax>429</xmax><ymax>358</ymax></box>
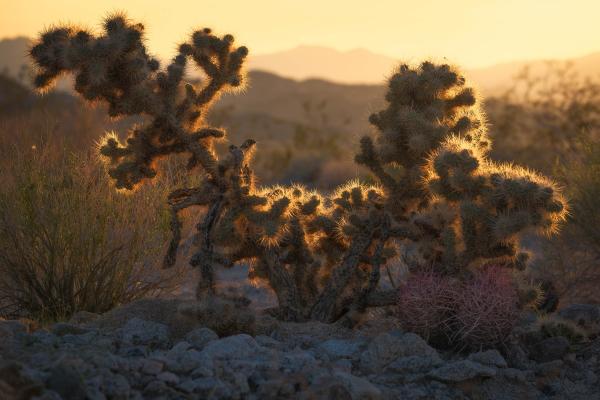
<box><xmin>0</xmin><ymin>122</ymin><xmax>186</xmax><ymax>322</ymax></box>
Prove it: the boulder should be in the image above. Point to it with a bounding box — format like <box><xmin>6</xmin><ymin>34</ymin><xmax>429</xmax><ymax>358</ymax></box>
<box><xmin>360</xmin><ymin>332</ymin><xmax>438</xmax><ymax>373</ymax></box>
<box><xmin>467</xmin><ymin>349</ymin><xmax>508</xmax><ymax>368</ymax></box>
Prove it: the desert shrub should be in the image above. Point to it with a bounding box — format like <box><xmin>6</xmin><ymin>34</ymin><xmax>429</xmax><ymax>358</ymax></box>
<box><xmin>487</xmin><ymin>62</ymin><xmax>600</xmax><ymax>173</ymax></box>
<box><xmin>0</xmin><ymin>142</ymin><xmax>182</xmax><ymax>322</ymax></box>
<box><xmin>29</xmin><ymin>14</ymin><xmax>567</xmax><ymax>327</ymax></box>
<box><xmin>486</xmin><ymin>64</ymin><xmax>600</xmax><ymax>306</ymax></box>
<box><xmin>531</xmin><ymin>140</ymin><xmax>600</xmax><ymax>304</ymax></box>
<box><xmin>452</xmin><ymin>267</ymin><xmax>519</xmax><ymax>349</ymax></box>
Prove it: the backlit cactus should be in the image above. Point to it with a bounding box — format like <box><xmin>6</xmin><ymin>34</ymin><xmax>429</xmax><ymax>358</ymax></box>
<box><xmin>30</xmin><ymin>14</ymin><xmax>568</xmax><ymax>325</ymax></box>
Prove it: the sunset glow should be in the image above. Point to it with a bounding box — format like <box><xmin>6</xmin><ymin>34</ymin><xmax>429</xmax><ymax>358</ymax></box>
<box><xmin>1</xmin><ymin>0</ymin><xmax>598</xmax><ymax>69</ymax></box>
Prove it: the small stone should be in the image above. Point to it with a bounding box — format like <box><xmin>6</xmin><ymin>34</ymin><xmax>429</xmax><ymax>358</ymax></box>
<box><xmin>119</xmin><ymin>318</ymin><xmax>169</xmax><ymax>347</ymax></box>
<box><xmin>140</xmin><ymin>359</ymin><xmax>163</xmax><ymax>375</ymax></box>
<box><xmin>534</xmin><ymin>360</ymin><xmax>564</xmax><ymax>378</ymax></box>
<box><xmin>46</xmin><ymin>363</ymin><xmax>87</xmax><ymax>400</ymax></box>
<box><xmin>167</xmin><ymin>341</ymin><xmax>191</xmax><ymax>358</ymax></box>
<box><xmin>185</xmin><ymin>327</ymin><xmax>219</xmax><ymax>350</ymax></box>
<box><xmin>0</xmin><ymin>361</ymin><xmax>45</xmax><ymax>399</ymax></box>
<box><xmin>191</xmin><ymin>365</ymin><xmax>214</xmax><ymax>378</ymax></box>
<box><xmin>255</xmin><ymin>335</ymin><xmax>281</xmax><ymax>349</ymax></box>
<box><xmin>310</xmin><ymin>371</ymin><xmax>380</xmax><ymax>400</ymax></box>
<box><xmin>143</xmin><ymin>380</ymin><xmax>168</xmax><ymax>396</ymax></box>
<box><xmin>157</xmin><ymin>371</ymin><xmax>180</xmax><ymax>385</ymax></box>
<box><xmin>385</xmin><ymin>354</ymin><xmax>443</xmax><ymax>375</ymax></box>
<box><xmin>100</xmin><ymin>372</ymin><xmax>130</xmax><ymax>398</ymax></box>
<box><xmin>319</xmin><ymin>339</ymin><xmax>363</xmax><ymax>360</ymax></box>
<box><xmin>428</xmin><ymin>360</ymin><xmax>497</xmax><ymax>382</ymax></box>
<box><xmin>332</xmin><ymin>359</ymin><xmax>353</xmax><ymax>373</ymax></box>
<box><xmin>119</xmin><ymin>346</ymin><xmax>148</xmax><ymax>358</ymax></box>
<box><xmin>171</xmin><ymin>349</ymin><xmax>204</xmax><ymax>374</ymax></box>
<box><xmin>231</xmin><ymin>372</ymin><xmax>250</xmax><ymax>394</ymax></box>
<box><xmin>500</xmin><ymin>368</ymin><xmax>529</xmax><ymax>383</ymax></box>
<box><xmin>467</xmin><ymin>349</ymin><xmax>508</xmax><ymax>368</ymax></box>
<box><xmin>200</xmin><ymin>334</ymin><xmax>262</xmax><ymax>361</ymax></box>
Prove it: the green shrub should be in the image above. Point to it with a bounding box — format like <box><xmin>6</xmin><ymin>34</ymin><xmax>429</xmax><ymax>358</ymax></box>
<box><xmin>0</xmin><ymin>145</ymin><xmax>180</xmax><ymax>322</ymax></box>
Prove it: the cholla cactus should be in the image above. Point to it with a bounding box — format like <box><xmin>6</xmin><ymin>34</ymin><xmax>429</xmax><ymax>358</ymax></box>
<box><xmin>30</xmin><ymin>14</ymin><xmax>568</xmax><ymax>325</ymax></box>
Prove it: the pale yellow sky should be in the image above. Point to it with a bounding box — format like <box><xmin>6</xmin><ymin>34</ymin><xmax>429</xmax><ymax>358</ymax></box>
<box><xmin>0</xmin><ymin>0</ymin><xmax>598</xmax><ymax>68</ymax></box>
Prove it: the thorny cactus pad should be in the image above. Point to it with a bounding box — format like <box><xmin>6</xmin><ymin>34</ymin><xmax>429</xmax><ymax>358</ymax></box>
<box><xmin>30</xmin><ymin>14</ymin><xmax>568</xmax><ymax>325</ymax></box>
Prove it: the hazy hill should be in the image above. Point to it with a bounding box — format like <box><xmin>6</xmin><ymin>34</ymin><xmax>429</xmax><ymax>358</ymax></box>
<box><xmin>249</xmin><ymin>44</ymin><xmax>600</xmax><ymax>94</ymax></box>
<box><xmin>248</xmin><ymin>45</ymin><xmax>397</xmax><ymax>84</ymax></box>
<box><xmin>3</xmin><ymin>36</ymin><xmax>600</xmax><ymax>95</ymax></box>
<box><xmin>0</xmin><ymin>37</ymin><xmax>29</xmax><ymax>78</ymax></box>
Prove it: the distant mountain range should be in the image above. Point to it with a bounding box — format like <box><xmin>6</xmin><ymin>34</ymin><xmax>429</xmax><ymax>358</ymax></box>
<box><xmin>249</xmin><ymin>45</ymin><xmax>600</xmax><ymax>94</ymax></box>
<box><xmin>2</xmin><ymin>37</ymin><xmax>600</xmax><ymax>95</ymax></box>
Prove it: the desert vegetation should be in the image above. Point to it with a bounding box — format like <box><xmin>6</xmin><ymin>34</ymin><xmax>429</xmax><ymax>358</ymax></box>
<box><xmin>22</xmin><ymin>13</ymin><xmax>567</xmax><ymax>344</ymax></box>
<box><xmin>1</xmin><ymin>10</ymin><xmax>600</xmax><ymax>400</ymax></box>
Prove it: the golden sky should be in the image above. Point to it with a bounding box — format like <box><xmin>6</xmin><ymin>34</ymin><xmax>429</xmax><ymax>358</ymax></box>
<box><xmin>0</xmin><ymin>0</ymin><xmax>597</xmax><ymax>68</ymax></box>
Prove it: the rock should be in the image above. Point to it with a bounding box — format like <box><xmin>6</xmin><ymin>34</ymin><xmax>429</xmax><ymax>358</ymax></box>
<box><xmin>118</xmin><ymin>345</ymin><xmax>148</xmax><ymax>358</ymax></box>
<box><xmin>118</xmin><ymin>318</ymin><xmax>169</xmax><ymax>347</ymax></box>
<box><xmin>0</xmin><ymin>320</ymin><xmax>27</xmax><ymax>340</ymax></box>
<box><xmin>559</xmin><ymin>304</ymin><xmax>600</xmax><ymax>332</ymax></box>
<box><xmin>529</xmin><ymin>336</ymin><xmax>570</xmax><ymax>362</ymax></box>
<box><xmin>169</xmin><ymin>349</ymin><xmax>205</xmax><ymax>374</ymax></box>
<box><xmin>332</xmin><ymin>359</ymin><xmax>353</xmax><ymax>373</ymax></box>
<box><xmin>157</xmin><ymin>371</ymin><xmax>180</xmax><ymax>385</ymax></box>
<box><xmin>0</xmin><ymin>361</ymin><xmax>45</xmax><ymax>399</ymax></box>
<box><xmin>467</xmin><ymin>349</ymin><xmax>508</xmax><ymax>368</ymax></box>
<box><xmin>360</xmin><ymin>332</ymin><xmax>438</xmax><ymax>373</ymax></box>
<box><xmin>180</xmin><ymin>377</ymin><xmax>231</xmax><ymax>397</ymax></box>
<box><xmin>428</xmin><ymin>360</ymin><xmax>497</xmax><ymax>382</ymax></box>
<box><xmin>385</xmin><ymin>354</ymin><xmax>443</xmax><ymax>376</ymax></box>
<box><xmin>465</xmin><ymin>374</ymin><xmax>542</xmax><ymax>400</ymax></box>
<box><xmin>46</xmin><ymin>362</ymin><xmax>88</xmax><ymax>400</ymax></box>
<box><xmin>331</xmin><ymin>371</ymin><xmax>381</xmax><ymax>399</ymax></box>
<box><xmin>255</xmin><ymin>335</ymin><xmax>282</xmax><ymax>349</ymax></box>
<box><xmin>534</xmin><ymin>360</ymin><xmax>564</xmax><ymax>378</ymax></box>
<box><xmin>140</xmin><ymin>359</ymin><xmax>163</xmax><ymax>375</ymax></box>
<box><xmin>389</xmin><ymin>381</ymin><xmax>462</xmax><ymax>400</ymax></box>
<box><xmin>318</xmin><ymin>339</ymin><xmax>363</xmax><ymax>360</ymax></box>
<box><xmin>184</xmin><ymin>327</ymin><xmax>219</xmax><ymax>349</ymax></box>
<box><xmin>200</xmin><ymin>334</ymin><xmax>262</xmax><ymax>361</ymax></box>
<box><xmin>504</xmin><ymin>343</ymin><xmax>531</xmax><ymax>370</ymax></box>
<box><xmin>98</xmin><ymin>371</ymin><xmax>130</xmax><ymax>399</ymax></box>
<box><xmin>167</xmin><ymin>340</ymin><xmax>191</xmax><ymax>356</ymax></box>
